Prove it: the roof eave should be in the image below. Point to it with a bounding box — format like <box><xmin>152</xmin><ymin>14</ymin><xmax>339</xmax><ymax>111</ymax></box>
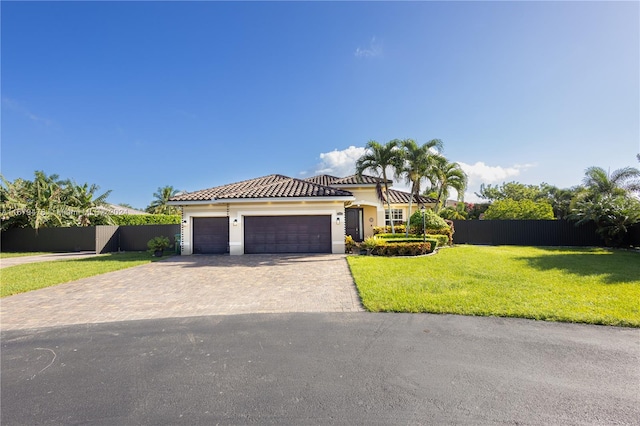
<box><xmin>168</xmin><ymin>196</ymin><xmax>355</xmax><ymax>205</ymax></box>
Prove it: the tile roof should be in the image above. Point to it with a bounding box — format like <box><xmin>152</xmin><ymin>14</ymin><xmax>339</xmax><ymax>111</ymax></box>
<box><xmin>305</xmin><ymin>174</ymin><xmax>391</xmax><ymax>186</ymax></box>
<box><xmin>169</xmin><ymin>174</ymin><xmax>354</xmax><ymax>202</ymax></box>
<box><xmin>304</xmin><ymin>175</ymin><xmax>340</xmax><ymax>186</ymax></box>
<box><xmin>381</xmin><ymin>188</ymin><xmax>436</xmax><ymax>205</ymax></box>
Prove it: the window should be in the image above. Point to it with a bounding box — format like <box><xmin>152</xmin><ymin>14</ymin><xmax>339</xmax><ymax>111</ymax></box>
<box><xmin>385</xmin><ymin>209</ymin><xmax>403</xmax><ymax>226</ymax></box>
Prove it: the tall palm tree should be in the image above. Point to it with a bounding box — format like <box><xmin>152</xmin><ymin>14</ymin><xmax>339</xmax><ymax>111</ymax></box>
<box><xmin>401</xmin><ymin>138</ymin><xmax>443</xmax><ymax>235</ymax></box>
<box><xmin>582</xmin><ymin>166</ymin><xmax>640</xmax><ymax>198</ymax></box>
<box><xmin>431</xmin><ymin>156</ymin><xmax>468</xmax><ymax>213</ymax></box>
<box><xmin>147</xmin><ymin>185</ymin><xmax>181</xmax><ymax>215</ymax></box>
<box><xmin>355</xmin><ymin>140</ymin><xmax>405</xmax><ymax>233</ymax></box>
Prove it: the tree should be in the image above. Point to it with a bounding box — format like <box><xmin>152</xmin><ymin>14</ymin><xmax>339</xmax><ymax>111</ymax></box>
<box><xmin>430</xmin><ymin>156</ymin><xmax>467</xmax><ymax>213</ymax></box>
<box><xmin>1</xmin><ymin>171</ymin><xmax>69</xmax><ymax>230</ymax></box>
<box><xmin>581</xmin><ymin>166</ymin><xmax>640</xmax><ymax>199</ymax></box>
<box><xmin>570</xmin><ymin>195</ymin><xmax>640</xmax><ymax>247</ymax></box>
<box><xmin>439</xmin><ymin>203</ymin><xmax>468</xmax><ymax>220</ymax></box>
<box><xmin>569</xmin><ymin>164</ymin><xmax>640</xmax><ymax>246</ymax></box>
<box><xmin>400</xmin><ymin>138</ymin><xmax>443</xmax><ymax>236</ymax></box>
<box><xmin>355</xmin><ymin>140</ymin><xmax>405</xmax><ymax>234</ymax></box>
<box><xmin>147</xmin><ymin>186</ymin><xmax>181</xmax><ymax>215</ymax></box>
<box><xmin>483</xmin><ymin>199</ymin><xmax>555</xmax><ymax>220</ymax></box>
<box><xmin>1</xmin><ymin>171</ymin><xmax>114</xmax><ymax>231</ymax></box>
<box><xmin>476</xmin><ymin>181</ymin><xmax>580</xmax><ymax>220</ymax></box>
<box><xmin>66</xmin><ymin>181</ymin><xmax>113</xmax><ymax>226</ymax></box>
<box><xmin>476</xmin><ymin>181</ymin><xmax>546</xmax><ymax>202</ymax></box>
<box><xmin>408</xmin><ymin>208</ymin><xmax>450</xmax><ymax>234</ymax></box>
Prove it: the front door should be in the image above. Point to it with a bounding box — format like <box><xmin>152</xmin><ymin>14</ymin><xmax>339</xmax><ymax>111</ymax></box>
<box><xmin>345</xmin><ymin>208</ymin><xmax>364</xmax><ymax>242</ymax></box>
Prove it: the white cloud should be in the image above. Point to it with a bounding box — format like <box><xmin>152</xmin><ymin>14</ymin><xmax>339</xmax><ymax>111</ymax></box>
<box><xmin>459</xmin><ymin>161</ymin><xmax>532</xmax><ymax>184</ymax></box>
<box><xmin>458</xmin><ymin>161</ymin><xmax>536</xmax><ymax>202</ymax></box>
<box><xmin>314</xmin><ymin>146</ymin><xmax>366</xmax><ymax>176</ymax></box>
<box><xmin>354</xmin><ymin>37</ymin><xmax>381</xmax><ymax>58</ymax></box>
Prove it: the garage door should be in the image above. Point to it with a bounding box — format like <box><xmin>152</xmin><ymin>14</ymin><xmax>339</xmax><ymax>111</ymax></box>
<box><xmin>193</xmin><ymin>217</ymin><xmax>229</xmax><ymax>254</ymax></box>
<box><xmin>244</xmin><ymin>216</ymin><xmax>331</xmax><ymax>254</ymax></box>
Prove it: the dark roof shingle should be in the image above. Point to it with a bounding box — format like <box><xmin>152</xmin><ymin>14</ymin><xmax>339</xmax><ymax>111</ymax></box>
<box><xmin>382</xmin><ymin>189</ymin><xmax>435</xmax><ymax>205</ymax></box>
<box><xmin>305</xmin><ymin>174</ymin><xmax>390</xmax><ymax>186</ymax></box>
<box><xmin>170</xmin><ymin>174</ymin><xmax>353</xmax><ymax>202</ymax></box>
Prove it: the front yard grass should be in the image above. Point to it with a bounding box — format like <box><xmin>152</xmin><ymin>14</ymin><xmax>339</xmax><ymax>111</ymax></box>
<box><xmin>0</xmin><ymin>252</ymin><xmax>53</xmax><ymax>259</ymax></box>
<box><xmin>1</xmin><ymin>252</ymin><xmax>172</xmax><ymax>297</ymax></box>
<box><xmin>347</xmin><ymin>245</ymin><xmax>640</xmax><ymax>327</ymax></box>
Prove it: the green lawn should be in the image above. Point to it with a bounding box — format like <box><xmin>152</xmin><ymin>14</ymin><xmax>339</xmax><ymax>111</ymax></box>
<box><xmin>0</xmin><ymin>252</ymin><xmax>53</xmax><ymax>259</ymax></box>
<box><xmin>1</xmin><ymin>252</ymin><xmax>172</xmax><ymax>297</ymax></box>
<box><xmin>347</xmin><ymin>245</ymin><xmax>640</xmax><ymax>327</ymax></box>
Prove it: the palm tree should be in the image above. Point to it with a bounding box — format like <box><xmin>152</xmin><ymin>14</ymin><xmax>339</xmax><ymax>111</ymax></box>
<box><xmin>147</xmin><ymin>185</ymin><xmax>181</xmax><ymax>215</ymax></box>
<box><xmin>28</xmin><ymin>171</ymin><xmax>69</xmax><ymax>230</ymax></box>
<box><xmin>355</xmin><ymin>140</ymin><xmax>405</xmax><ymax>234</ymax></box>
<box><xmin>430</xmin><ymin>156</ymin><xmax>468</xmax><ymax>213</ymax></box>
<box><xmin>401</xmin><ymin>138</ymin><xmax>443</xmax><ymax>235</ymax></box>
<box><xmin>67</xmin><ymin>181</ymin><xmax>112</xmax><ymax>226</ymax></box>
<box><xmin>582</xmin><ymin>166</ymin><xmax>640</xmax><ymax>198</ymax></box>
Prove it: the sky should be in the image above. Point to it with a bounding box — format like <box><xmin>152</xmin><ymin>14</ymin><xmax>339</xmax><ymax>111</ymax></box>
<box><xmin>2</xmin><ymin>1</ymin><xmax>638</xmax><ymax>209</ymax></box>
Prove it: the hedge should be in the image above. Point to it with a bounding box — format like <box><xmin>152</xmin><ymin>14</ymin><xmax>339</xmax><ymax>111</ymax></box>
<box><xmin>111</xmin><ymin>214</ymin><xmax>181</xmax><ymax>225</ymax></box>
<box><xmin>372</xmin><ymin>241</ymin><xmax>434</xmax><ymax>256</ymax></box>
<box><xmin>373</xmin><ymin>225</ymin><xmax>407</xmax><ymax>235</ymax></box>
<box><xmin>377</xmin><ymin>233</ymin><xmax>449</xmax><ymax>248</ymax></box>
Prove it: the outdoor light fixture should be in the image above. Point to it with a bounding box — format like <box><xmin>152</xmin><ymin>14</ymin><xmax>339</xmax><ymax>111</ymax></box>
<box><xmin>420</xmin><ymin>206</ymin><xmax>426</xmax><ymax>243</ymax></box>
<box><xmin>233</xmin><ymin>219</ymin><xmax>238</xmax><ymax>226</ymax></box>
<box><xmin>336</xmin><ymin>217</ymin><xmax>341</xmax><ymax>225</ymax></box>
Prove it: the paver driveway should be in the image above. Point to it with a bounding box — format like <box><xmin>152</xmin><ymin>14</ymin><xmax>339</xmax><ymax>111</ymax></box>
<box><xmin>0</xmin><ymin>255</ymin><xmax>363</xmax><ymax>331</ymax></box>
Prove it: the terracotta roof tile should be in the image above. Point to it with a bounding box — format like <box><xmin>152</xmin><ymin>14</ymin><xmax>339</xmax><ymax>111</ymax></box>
<box><xmin>305</xmin><ymin>174</ymin><xmax>390</xmax><ymax>185</ymax></box>
<box><xmin>382</xmin><ymin>189</ymin><xmax>435</xmax><ymax>205</ymax></box>
<box><xmin>170</xmin><ymin>174</ymin><xmax>353</xmax><ymax>202</ymax></box>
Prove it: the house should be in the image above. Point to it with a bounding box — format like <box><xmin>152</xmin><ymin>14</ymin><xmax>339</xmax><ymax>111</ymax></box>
<box><xmin>168</xmin><ymin>174</ymin><xmax>435</xmax><ymax>255</ymax></box>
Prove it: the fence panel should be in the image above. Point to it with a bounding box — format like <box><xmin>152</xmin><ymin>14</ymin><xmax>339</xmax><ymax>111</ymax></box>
<box><xmin>118</xmin><ymin>224</ymin><xmax>180</xmax><ymax>251</ymax></box>
<box><xmin>1</xmin><ymin>227</ymin><xmax>96</xmax><ymax>252</ymax></box>
<box><xmin>96</xmin><ymin>226</ymin><xmax>119</xmax><ymax>254</ymax></box>
<box><xmin>451</xmin><ymin>220</ymin><xmax>602</xmax><ymax>246</ymax></box>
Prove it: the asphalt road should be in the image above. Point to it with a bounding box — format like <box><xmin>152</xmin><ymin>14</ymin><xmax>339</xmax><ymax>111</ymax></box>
<box><xmin>2</xmin><ymin>313</ymin><xmax>638</xmax><ymax>425</ymax></box>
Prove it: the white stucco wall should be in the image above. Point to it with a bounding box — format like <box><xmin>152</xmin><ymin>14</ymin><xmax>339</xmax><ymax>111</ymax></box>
<box><xmin>180</xmin><ymin>201</ymin><xmax>346</xmax><ymax>255</ymax></box>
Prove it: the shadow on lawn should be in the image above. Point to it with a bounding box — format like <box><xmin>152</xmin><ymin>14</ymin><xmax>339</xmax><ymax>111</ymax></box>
<box><xmin>515</xmin><ymin>248</ymin><xmax>640</xmax><ymax>284</ymax></box>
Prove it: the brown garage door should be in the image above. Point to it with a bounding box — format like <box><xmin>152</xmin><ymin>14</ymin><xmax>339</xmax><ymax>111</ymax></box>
<box><xmin>193</xmin><ymin>217</ymin><xmax>229</xmax><ymax>254</ymax></box>
<box><xmin>244</xmin><ymin>216</ymin><xmax>331</xmax><ymax>254</ymax></box>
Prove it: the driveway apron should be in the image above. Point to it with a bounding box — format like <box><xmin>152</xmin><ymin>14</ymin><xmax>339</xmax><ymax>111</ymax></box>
<box><xmin>0</xmin><ymin>254</ymin><xmax>364</xmax><ymax>331</ymax></box>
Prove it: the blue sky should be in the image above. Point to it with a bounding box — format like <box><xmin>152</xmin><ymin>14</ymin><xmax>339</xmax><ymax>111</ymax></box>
<box><xmin>2</xmin><ymin>1</ymin><xmax>638</xmax><ymax>209</ymax></box>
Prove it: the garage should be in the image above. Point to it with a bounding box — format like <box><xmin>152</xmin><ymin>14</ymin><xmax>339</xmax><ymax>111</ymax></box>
<box><xmin>193</xmin><ymin>217</ymin><xmax>229</xmax><ymax>254</ymax></box>
<box><xmin>244</xmin><ymin>215</ymin><xmax>331</xmax><ymax>254</ymax></box>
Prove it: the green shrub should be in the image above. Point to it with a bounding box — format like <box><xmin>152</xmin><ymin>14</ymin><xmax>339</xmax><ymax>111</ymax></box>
<box><xmin>376</xmin><ymin>233</ymin><xmax>418</xmax><ymax>239</ymax></box>
<box><xmin>427</xmin><ymin>234</ymin><xmax>448</xmax><ymax>248</ymax></box>
<box><xmin>147</xmin><ymin>236</ymin><xmax>171</xmax><ymax>256</ymax></box>
<box><xmin>345</xmin><ymin>235</ymin><xmax>357</xmax><ymax>253</ymax></box>
<box><xmin>409</xmin><ymin>210</ymin><xmax>450</xmax><ymax>234</ymax></box>
<box><xmin>112</xmin><ymin>214</ymin><xmax>181</xmax><ymax>225</ymax></box>
<box><xmin>372</xmin><ymin>224</ymin><xmax>406</xmax><ymax>235</ymax></box>
<box><xmin>362</xmin><ymin>236</ymin><xmax>382</xmax><ymax>252</ymax></box>
<box><xmin>374</xmin><ymin>242</ymin><xmax>432</xmax><ymax>256</ymax></box>
<box><xmin>483</xmin><ymin>199</ymin><xmax>555</xmax><ymax>220</ymax></box>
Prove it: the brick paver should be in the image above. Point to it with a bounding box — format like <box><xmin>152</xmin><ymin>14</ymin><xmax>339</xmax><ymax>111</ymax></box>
<box><xmin>0</xmin><ymin>254</ymin><xmax>364</xmax><ymax>331</ymax></box>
